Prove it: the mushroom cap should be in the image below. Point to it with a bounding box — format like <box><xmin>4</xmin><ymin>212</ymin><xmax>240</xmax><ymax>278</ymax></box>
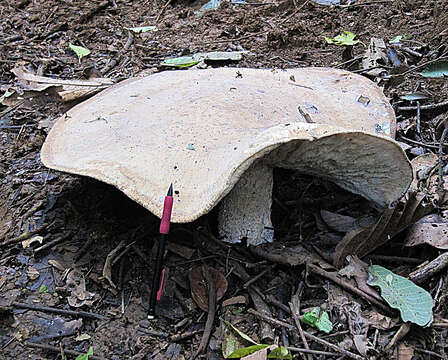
<box><xmin>41</xmin><ymin>67</ymin><xmax>412</xmax><ymax>222</ymax></box>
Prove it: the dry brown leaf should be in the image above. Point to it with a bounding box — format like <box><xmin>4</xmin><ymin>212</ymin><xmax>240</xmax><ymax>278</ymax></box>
<box><xmin>223</xmin><ymin>296</ymin><xmax>247</xmax><ymax>307</ymax></box>
<box><xmin>250</xmin><ymin>242</ymin><xmax>325</xmax><ymax>267</ymax></box>
<box><xmin>338</xmin><ymin>256</ymin><xmax>383</xmax><ymax>302</ymax></box>
<box><xmin>353</xmin><ymin>334</ymin><xmax>373</xmax><ymax>356</ymax></box>
<box><xmin>361</xmin><ymin>309</ymin><xmax>399</xmax><ymax>330</ymax></box>
<box><xmin>66</xmin><ymin>270</ymin><xmax>96</xmax><ymax>308</ymax></box>
<box><xmin>320</xmin><ymin>210</ymin><xmax>356</xmax><ymax>233</ymax></box>
<box><xmin>410</xmin><ymin>153</ymin><xmax>448</xmax><ymax>206</ymax></box>
<box><xmin>48</xmin><ymin>259</ymin><xmax>69</xmax><ymax>272</ymax></box>
<box><xmin>26</xmin><ymin>266</ymin><xmax>40</xmax><ymax>280</ymax></box>
<box><xmin>395</xmin><ymin>343</ymin><xmax>415</xmax><ymax>360</ymax></box>
<box><xmin>166</xmin><ymin>242</ymin><xmax>195</xmax><ymax>260</ymax></box>
<box><xmin>0</xmin><ymin>276</ymin><xmax>6</xmax><ymax>289</ymax></box>
<box><xmin>405</xmin><ymin>212</ymin><xmax>448</xmax><ymax>249</ymax></box>
<box><xmin>334</xmin><ymin>191</ymin><xmax>433</xmax><ymax>267</ymax></box>
<box><xmin>189</xmin><ymin>265</ymin><xmax>227</xmax><ymax>312</ymax></box>
<box><xmin>11</xmin><ymin>66</ymin><xmax>113</xmax><ymax>101</ymax></box>
<box><xmin>410</xmin><ymin>153</ymin><xmax>438</xmax><ymax>191</ymax></box>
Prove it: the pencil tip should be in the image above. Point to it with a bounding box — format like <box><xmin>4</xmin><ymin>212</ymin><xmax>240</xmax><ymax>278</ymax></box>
<box><xmin>167</xmin><ymin>183</ymin><xmax>173</xmax><ymax>196</ymax></box>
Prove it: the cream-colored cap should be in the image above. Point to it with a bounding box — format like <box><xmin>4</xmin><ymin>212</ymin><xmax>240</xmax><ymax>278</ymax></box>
<box><xmin>41</xmin><ymin>67</ymin><xmax>412</xmax><ymax>222</ymax></box>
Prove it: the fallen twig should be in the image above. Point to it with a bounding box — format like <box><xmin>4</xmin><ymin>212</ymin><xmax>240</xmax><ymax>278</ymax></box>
<box><xmin>0</xmin><ymin>222</ymin><xmax>52</xmax><ymax>248</ymax></box>
<box><xmin>193</xmin><ymin>269</ymin><xmax>216</xmax><ymax>358</ymax></box>
<box><xmin>155</xmin><ymin>0</ymin><xmax>172</xmax><ymax>23</ymax></box>
<box><xmin>414</xmin><ymin>347</ymin><xmax>445</xmax><ymax>358</ymax></box>
<box><xmin>243</xmin><ymin>265</ymin><xmax>275</xmax><ymax>288</ymax></box>
<box><xmin>101</xmin><ymin>31</ymin><xmax>134</xmax><ymax>75</ymax></box>
<box><xmin>307</xmin><ymin>264</ymin><xmax>393</xmax><ymax>315</ymax></box>
<box><xmin>34</xmin><ymin>233</ymin><xmax>71</xmax><ymax>254</ymax></box>
<box><xmin>25</xmin><ymin>342</ymin><xmax>106</xmax><ymax>360</ymax></box>
<box><xmin>249</xmin><ymin>289</ymin><xmax>275</xmax><ymax>342</ymax></box>
<box><xmin>364</xmin><ymin>255</ymin><xmax>423</xmax><ymax>264</ymax></box>
<box><xmin>398</xmin><ymin>100</ymin><xmax>448</xmax><ymax>111</ymax></box>
<box><xmin>289</xmin><ymin>297</ymin><xmax>312</xmax><ymax>360</ymax></box>
<box><xmin>439</xmin><ymin>127</ymin><xmax>448</xmax><ymax>188</ymax></box>
<box><xmin>384</xmin><ymin>322</ymin><xmax>411</xmax><ymax>351</ymax></box>
<box><xmin>398</xmin><ymin>56</ymin><xmax>448</xmax><ymax>76</ymax></box>
<box><xmin>248</xmin><ymin>309</ymin><xmax>363</xmax><ymax>360</ymax></box>
<box><xmin>13</xmin><ymin>302</ymin><xmax>108</xmax><ymax>321</ymax></box>
<box><xmin>287</xmin><ymin>346</ymin><xmax>339</xmax><ymax>357</ymax></box>
<box><xmin>409</xmin><ymin>253</ymin><xmax>448</xmax><ymax>284</ymax></box>
<box><xmin>398</xmin><ymin>134</ymin><xmax>448</xmax><ymax>150</ymax></box>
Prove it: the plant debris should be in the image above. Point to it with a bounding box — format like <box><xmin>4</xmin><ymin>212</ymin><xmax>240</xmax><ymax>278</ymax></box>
<box><xmin>1</xmin><ymin>0</ymin><xmax>448</xmax><ymax>358</ymax></box>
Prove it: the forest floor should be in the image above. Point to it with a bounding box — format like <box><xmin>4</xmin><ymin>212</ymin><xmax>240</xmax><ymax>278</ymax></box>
<box><xmin>1</xmin><ymin>0</ymin><xmax>448</xmax><ymax>359</ymax></box>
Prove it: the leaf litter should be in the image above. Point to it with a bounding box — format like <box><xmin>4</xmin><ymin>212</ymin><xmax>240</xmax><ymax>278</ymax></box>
<box><xmin>1</xmin><ymin>0</ymin><xmax>448</xmax><ymax>359</ymax></box>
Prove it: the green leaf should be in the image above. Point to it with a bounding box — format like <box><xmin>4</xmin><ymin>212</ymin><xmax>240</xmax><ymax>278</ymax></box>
<box><xmin>400</xmin><ymin>92</ymin><xmax>430</xmax><ymax>101</ymax></box>
<box><xmin>367</xmin><ymin>265</ymin><xmax>433</xmax><ymax>326</ymax></box>
<box><xmin>389</xmin><ymin>35</ymin><xmax>402</xmax><ymax>44</ymax></box>
<box><xmin>223</xmin><ymin>320</ymin><xmax>258</xmax><ymax>345</ymax></box>
<box><xmin>161</xmin><ymin>51</ymin><xmax>244</xmax><ymax>68</ymax></box>
<box><xmin>302</xmin><ymin>308</ymin><xmax>319</xmax><ymax>326</ymax></box>
<box><xmin>195</xmin><ymin>0</ymin><xmax>246</xmax><ymax>17</ymax></box>
<box><xmin>0</xmin><ymin>90</ymin><xmax>13</xmax><ymax>104</ymax></box>
<box><xmin>222</xmin><ymin>331</ymin><xmax>240</xmax><ymax>358</ymax></box>
<box><xmin>227</xmin><ymin>344</ymin><xmax>270</xmax><ymax>358</ymax></box>
<box><xmin>421</xmin><ymin>61</ymin><xmax>448</xmax><ymax>78</ymax></box>
<box><xmin>75</xmin><ymin>346</ymin><xmax>93</xmax><ymax>360</ymax></box>
<box><xmin>315</xmin><ymin>311</ymin><xmax>333</xmax><ymax>334</ymax></box>
<box><xmin>389</xmin><ymin>34</ymin><xmax>412</xmax><ymax>44</ymax></box>
<box><xmin>69</xmin><ymin>43</ymin><xmax>91</xmax><ymax>63</ymax></box>
<box><xmin>268</xmin><ymin>347</ymin><xmax>292</xmax><ymax>359</ymax></box>
<box><xmin>301</xmin><ymin>308</ymin><xmax>333</xmax><ymax>334</ymax></box>
<box><xmin>125</xmin><ymin>26</ymin><xmax>158</xmax><ymax>33</ymax></box>
<box><xmin>160</xmin><ymin>56</ymin><xmax>200</xmax><ymax>68</ymax></box>
<box><xmin>231</xmin><ymin>306</ymin><xmax>244</xmax><ymax>315</ymax></box>
<box><xmin>39</xmin><ymin>285</ymin><xmax>47</xmax><ymax>293</ymax></box>
<box><xmin>325</xmin><ymin>31</ymin><xmax>359</xmax><ymax>46</ymax></box>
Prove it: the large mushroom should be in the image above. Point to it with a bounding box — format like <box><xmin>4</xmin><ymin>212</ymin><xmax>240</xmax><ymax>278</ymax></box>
<box><xmin>41</xmin><ymin>67</ymin><xmax>412</xmax><ymax>245</ymax></box>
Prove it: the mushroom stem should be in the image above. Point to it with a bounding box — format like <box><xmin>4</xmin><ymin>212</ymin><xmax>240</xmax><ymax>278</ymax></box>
<box><xmin>218</xmin><ymin>161</ymin><xmax>274</xmax><ymax>246</ymax></box>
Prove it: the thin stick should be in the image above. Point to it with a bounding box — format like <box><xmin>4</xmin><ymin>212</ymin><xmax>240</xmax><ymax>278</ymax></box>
<box><xmin>289</xmin><ymin>299</ymin><xmax>312</xmax><ymax>360</ymax></box>
<box><xmin>398</xmin><ymin>100</ymin><xmax>448</xmax><ymax>111</ymax></box>
<box><xmin>287</xmin><ymin>346</ymin><xmax>339</xmax><ymax>356</ymax></box>
<box><xmin>34</xmin><ymin>233</ymin><xmax>71</xmax><ymax>253</ymax></box>
<box><xmin>365</xmin><ymin>255</ymin><xmax>423</xmax><ymax>264</ymax></box>
<box><xmin>0</xmin><ymin>222</ymin><xmax>52</xmax><ymax>248</ymax></box>
<box><xmin>25</xmin><ymin>342</ymin><xmax>105</xmax><ymax>360</ymax></box>
<box><xmin>13</xmin><ymin>302</ymin><xmax>108</xmax><ymax>321</ymax></box>
<box><xmin>155</xmin><ymin>0</ymin><xmax>172</xmax><ymax>23</ymax></box>
<box><xmin>307</xmin><ymin>264</ymin><xmax>392</xmax><ymax>315</ymax></box>
<box><xmin>193</xmin><ymin>270</ymin><xmax>217</xmax><ymax>358</ymax></box>
<box><xmin>398</xmin><ymin>134</ymin><xmax>448</xmax><ymax>150</ymax></box>
<box><xmin>101</xmin><ymin>32</ymin><xmax>134</xmax><ymax>75</ymax></box>
<box><xmin>414</xmin><ymin>348</ymin><xmax>445</xmax><ymax>359</ymax></box>
<box><xmin>398</xmin><ymin>56</ymin><xmax>448</xmax><ymax>76</ymax></box>
<box><xmin>243</xmin><ymin>265</ymin><xmax>275</xmax><ymax>288</ymax></box>
<box><xmin>409</xmin><ymin>252</ymin><xmax>448</xmax><ymax>284</ymax></box>
<box><xmin>416</xmin><ymin>100</ymin><xmax>422</xmax><ymax>139</ymax></box>
<box><xmin>439</xmin><ymin>127</ymin><xmax>448</xmax><ymax>189</ymax></box>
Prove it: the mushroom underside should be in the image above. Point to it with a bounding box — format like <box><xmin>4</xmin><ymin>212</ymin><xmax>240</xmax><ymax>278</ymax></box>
<box><xmin>218</xmin><ymin>134</ymin><xmax>411</xmax><ymax>246</ymax></box>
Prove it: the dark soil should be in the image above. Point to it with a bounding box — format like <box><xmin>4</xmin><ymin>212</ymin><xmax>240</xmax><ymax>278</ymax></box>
<box><xmin>1</xmin><ymin>0</ymin><xmax>448</xmax><ymax>359</ymax></box>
